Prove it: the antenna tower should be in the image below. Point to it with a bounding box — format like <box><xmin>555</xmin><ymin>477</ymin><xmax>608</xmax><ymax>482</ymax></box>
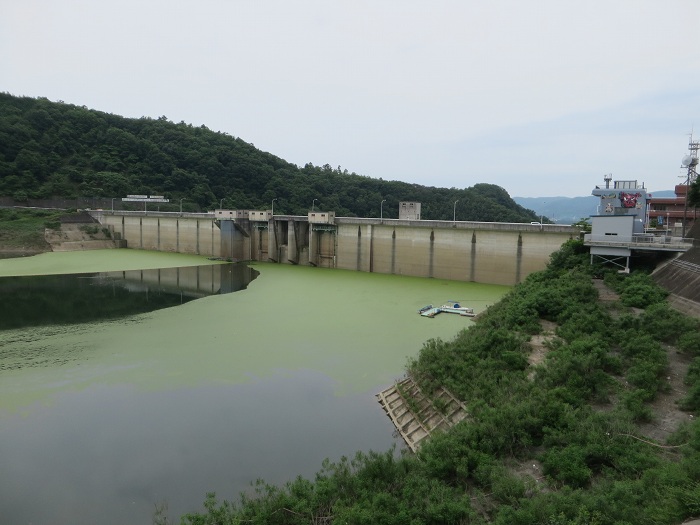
<box><xmin>680</xmin><ymin>134</ymin><xmax>700</xmax><ymax>238</ymax></box>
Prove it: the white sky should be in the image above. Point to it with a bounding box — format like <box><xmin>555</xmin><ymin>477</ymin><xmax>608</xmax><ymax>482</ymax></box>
<box><xmin>3</xmin><ymin>0</ymin><xmax>700</xmax><ymax>197</ymax></box>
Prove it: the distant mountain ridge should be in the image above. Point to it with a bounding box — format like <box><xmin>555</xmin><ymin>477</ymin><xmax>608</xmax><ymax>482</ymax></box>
<box><xmin>514</xmin><ymin>191</ymin><xmax>676</xmax><ymax>224</ymax></box>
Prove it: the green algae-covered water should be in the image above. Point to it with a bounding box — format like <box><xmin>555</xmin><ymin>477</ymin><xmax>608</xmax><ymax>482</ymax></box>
<box><xmin>0</xmin><ymin>250</ymin><xmax>510</xmax><ymax>524</ymax></box>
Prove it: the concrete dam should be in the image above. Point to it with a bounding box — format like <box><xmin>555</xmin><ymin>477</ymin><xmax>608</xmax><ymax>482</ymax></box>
<box><xmin>92</xmin><ymin>211</ymin><xmax>578</xmax><ymax>286</ymax></box>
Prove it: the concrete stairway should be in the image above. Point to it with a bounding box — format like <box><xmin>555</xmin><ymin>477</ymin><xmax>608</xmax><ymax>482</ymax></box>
<box><xmin>377</xmin><ymin>376</ymin><xmax>469</xmax><ymax>452</ymax></box>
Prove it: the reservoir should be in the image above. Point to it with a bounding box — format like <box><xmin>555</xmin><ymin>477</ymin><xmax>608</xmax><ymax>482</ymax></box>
<box><xmin>0</xmin><ymin>250</ymin><xmax>510</xmax><ymax>524</ymax></box>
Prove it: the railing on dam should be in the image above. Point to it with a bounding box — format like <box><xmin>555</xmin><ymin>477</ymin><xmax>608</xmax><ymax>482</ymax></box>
<box><xmin>92</xmin><ymin>210</ymin><xmax>215</xmax><ymax>219</ymax></box>
<box><xmin>93</xmin><ymin>210</ymin><xmax>579</xmax><ymax>234</ymax></box>
<box><xmin>584</xmin><ymin>233</ymin><xmax>693</xmax><ymax>252</ymax></box>
<box><xmin>334</xmin><ymin>217</ymin><xmax>578</xmax><ymax>233</ymax></box>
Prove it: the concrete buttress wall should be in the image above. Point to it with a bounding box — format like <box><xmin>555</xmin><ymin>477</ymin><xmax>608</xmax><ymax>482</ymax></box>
<box><xmin>93</xmin><ymin>212</ymin><xmax>576</xmax><ymax>285</ymax></box>
<box><xmin>96</xmin><ymin>213</ymin><xmax>221</xmax><ymax>257</ymax></box>
<box><xmin>335</xmin><ymin>222</ymin><xmax>573</xmax><ymax>285</ymax></box>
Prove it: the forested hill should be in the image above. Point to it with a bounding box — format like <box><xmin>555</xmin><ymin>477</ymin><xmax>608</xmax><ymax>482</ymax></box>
<box><xmin>0</xmin><ymin>93</ymin><xmax>540</xmax><ymax>222</ymax></box>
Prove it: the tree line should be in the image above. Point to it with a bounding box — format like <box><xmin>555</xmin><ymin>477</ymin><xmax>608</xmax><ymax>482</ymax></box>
<box><xmin>0</xmin><ymin>93</ymin><xmax>541</xmax><ymax>222</ymax></box>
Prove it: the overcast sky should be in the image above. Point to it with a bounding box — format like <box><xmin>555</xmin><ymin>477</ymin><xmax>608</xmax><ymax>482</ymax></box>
<box><xmin>3</xmin><ymin>1</ymin><xmax>700</xmax><ymax>197</ymax></box>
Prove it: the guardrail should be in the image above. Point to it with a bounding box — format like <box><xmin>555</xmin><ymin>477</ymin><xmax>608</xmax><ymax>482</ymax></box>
<box><xmin>90</xmin><ymin>210</ymin><xmax>215</xmax><ymax>219</ymax></box>
<box><xmin>671</xmin><ymin>259</ymin><xmax>700</xmax><ymax>274</ymax></box>
<box><xmin>584</xmin><ymin>233</ymin><xmax>693</xmax><ymax>251</ymax></box>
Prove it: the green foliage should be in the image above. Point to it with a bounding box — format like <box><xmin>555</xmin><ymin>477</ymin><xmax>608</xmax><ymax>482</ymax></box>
<box><xmin>636</xmin><ymin>302</ymin><xmax>698</xmax><ymax>344</ymax></box>
<box><xmin>688</xmin><ymin>176</ymin><xmax>700</xmax><ymax>208</ymax></box>
<box><xmin>604</xmin><ymin>272</ymin><xmax>668</xmax><ymax>308</ymax></box>
<box><xmin>679</xmin><ymin>331</ymin><xmax>700</xmax><ymax>355</ymax></box>
<box><xmin>0</xmin><ymin>207</ymin><xmax>61</xmax><ymax>248</ymax></box>
<box><xmin>680</xmin><ymin>358</ymin><xmax>700</xmax><ymax>411</ymax></box>
<box><xmin>13</xmin><ymin>189</ymin><xmax>28</xmax><ymax>202</ymax></box>
<box><xmin>182</xmin><ymin>451</ymin><xmax>476</xmax><ymax>525</ymax></box>
<box><xmin>542</xmin><ymin>444</ymin><xmax>593</xmax><ymax>488</ymax></box>
<box><xmin>547</xmin><ymin>240</ymin><xmax>593</xmax><ymax>275</ymax></box>
<box><xmin>621</xmin><ymin>389</ymin><xmax>655</xmax><ymax>422</ymax></box>
<box><xmin>539</xmin><ymin>338</ymin><xmax>616</xmax><ymax>404</ymax></box>
<box><xmin>0</xmin><ymin>93</ymin><xmax>541</xmax><ymax>221</ymax></box>
<box><xmin>79</xmin><ymin>224</ymin><xmax>99</xmax><ymax>235</ymax></box>
<box><xmin>571</xmin><ymin>218</ymin><xmax>592</xmax><ymax>233</ymax></box>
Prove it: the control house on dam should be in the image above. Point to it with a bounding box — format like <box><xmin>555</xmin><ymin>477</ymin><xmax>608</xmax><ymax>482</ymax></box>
<box><xmin>94</xmin><ymin>202</ymin><xmax>578</xmax><ymax>286</ymax></box>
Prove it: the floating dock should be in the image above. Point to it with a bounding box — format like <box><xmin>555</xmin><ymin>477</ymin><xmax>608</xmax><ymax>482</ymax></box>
<box><xmin>419</xmin><ymin>302</ymin><xmax>475</xmax><ymax>318</ymax></box>
<box><xmin>376</xmin><ymin>377</ymin><xmax>469</xmax><ymax>452</ymax></box>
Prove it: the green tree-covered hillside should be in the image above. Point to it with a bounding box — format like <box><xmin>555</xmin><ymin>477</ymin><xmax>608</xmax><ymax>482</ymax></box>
<box><xmin>0</xmin><ymin>93</ymin><xmax>540</xmax><ymax>222</ymax></box>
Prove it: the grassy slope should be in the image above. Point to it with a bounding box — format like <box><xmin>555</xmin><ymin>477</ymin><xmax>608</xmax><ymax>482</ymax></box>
<box><xmin>0</xmin><ymin>208</ymin><xmax>58</xmax><ymax>252</ymax></box>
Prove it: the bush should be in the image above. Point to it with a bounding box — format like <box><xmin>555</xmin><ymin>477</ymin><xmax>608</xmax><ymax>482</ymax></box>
<box><xmin>621</xmin><ymin>389</ymin><xmax>654</xmax><ymax>422</ymax></box>
<box><xmin>542</xmin><ymin>445</ymin><xmax>592</xmax><ymax>488</ymax></box>
<box><xmin>638</xmin><ymin>302</ymin><xmax>699</xmax><ymax>344</ymax></box>
<box><xmin>547</xmin><ymin>240</ymin><xmax>593</xmax><ymax>274</ymax></box>
<box><xmin>79</xmin><ymin>225</ymin><xmax>99</xmax><ymax>235</ymax></box>
<box><xmin>679</xmin><ymin>331</ymin><xmax>700</xmax><ymax>356</ymax></box>
<box><xmin>13</xmin><ymin>190</ymin><xmax>28</xmax><ymax>202</ymax></box>
<box><xmin>606</xmin><ymin>272</ymin><xmax>668</xmax><ymax>308</ymax></box>
<box><xmin>680</xmin><ymin>384</ymin><xmax>700</xmax><ymax>412</ymax></box>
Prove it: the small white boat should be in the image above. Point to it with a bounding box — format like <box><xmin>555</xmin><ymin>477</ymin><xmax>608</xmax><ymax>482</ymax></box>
<box><xmin>438</xmin><ymin>302</ymin><xmax>474</xmax><ymax>316</ymax></box>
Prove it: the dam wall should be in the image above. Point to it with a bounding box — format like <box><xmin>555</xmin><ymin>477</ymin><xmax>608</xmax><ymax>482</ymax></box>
<box><xmin>92</xmin><ymin>211</ymin><xmax>578</xmax><ymax>286</ymax></box>
<box><xmin>96</xmin><ymin>212</ymin><xmax>220</xmax><ymax>257</ymax></box>
<box><xmin>330</xmin><ymin>219</ymin><xmax>574</xmax><ymax>285</ymax></box>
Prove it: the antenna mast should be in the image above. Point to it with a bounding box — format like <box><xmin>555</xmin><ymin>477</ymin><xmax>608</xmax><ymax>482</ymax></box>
<box><xmin>680</xmin><ymin>134</ymin><xmax>700</xmax><ymax>238</ymax></box>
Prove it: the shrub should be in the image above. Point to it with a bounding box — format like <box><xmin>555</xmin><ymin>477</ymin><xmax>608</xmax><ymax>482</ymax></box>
<box><xmin>542</xmin><ymin>445</ymin><xmax>592</xmax><ymax>488</ymax></box>
<box><xmin>638</xmin><ymin>302</ymin><xmax>698</xmax><ymax>344</ymax></box>
<box><xmin>13</xmin><ymin>190</ymin><xmax>28</xmax><ymax>202</ymax></box>
<box><xmin>621</xmin><ymin>389</ymin><xmax>654</xmax><ymax>422</ymax></box>
<box><xmin>547</xmin><ymin>240</ymin><xmax>593</xmax><ymax>274</ymax></box>
<box><xmin>680</xmin><ymin>384</ymin><xmax>700</xmax><ymax>412</ymax></box>
<box><xmin>80</xmin><ymin>224</ymin><xmax>99</xmax><ymax>235</ymax></box>
<box><xmin>606</xmin><ymin>272</ymin><xmax>668</xmax><ymax>308</ymax></box>
<box><xmin>679</xmin><ymin>331</ymin><xmax>700</xmax><ymax>356</ymax></box>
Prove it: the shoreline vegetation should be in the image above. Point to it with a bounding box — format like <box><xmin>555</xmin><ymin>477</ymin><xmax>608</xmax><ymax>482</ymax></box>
<box><xmin>0</xmin><ymin>208</ymin><xmax>58</xmax><ymax>255</ymax></box>
<box><xmin>177</xmin><ymin>240</ymin><xmax>700</xmax><ymax>525</ymax></box>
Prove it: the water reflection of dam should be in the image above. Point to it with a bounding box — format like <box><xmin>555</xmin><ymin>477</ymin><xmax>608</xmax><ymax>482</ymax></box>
<box><xmin>0</xmin><ymin>264</ymin><xmax>257</xmax><ymax>331</ymax></box>
<box><xmin>93</xmin><ymin>211</ymin><xmax>578</xmax><ymax>286</ymax></box>
<box><xmin>106</xmin><ymin>263</ymin><xmax>257</xmax><ymax>297</ymax></box>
